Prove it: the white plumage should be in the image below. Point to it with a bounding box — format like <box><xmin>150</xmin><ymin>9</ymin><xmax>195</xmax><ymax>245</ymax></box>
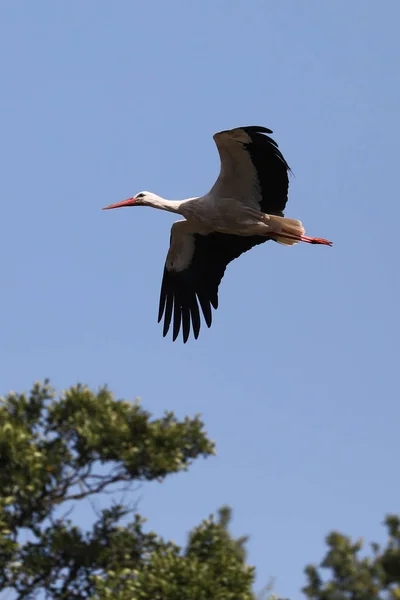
<box><xmin>104</xmin><ymin>125</ymin><xmax>332</xmax><ymax>342</ymax></box>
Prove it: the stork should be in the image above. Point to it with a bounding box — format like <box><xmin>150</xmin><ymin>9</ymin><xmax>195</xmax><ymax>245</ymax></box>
<box><xmin>103</xmin><ymin>125</ymin><xmax>332</xmax><ymax>343</ymax></box>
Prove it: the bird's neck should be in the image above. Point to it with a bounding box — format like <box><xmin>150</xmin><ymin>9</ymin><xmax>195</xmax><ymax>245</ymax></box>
<box><xmin>142</xmin><ymin>195</ymin><xmax>190</xmax><ymax>214</ymax></box>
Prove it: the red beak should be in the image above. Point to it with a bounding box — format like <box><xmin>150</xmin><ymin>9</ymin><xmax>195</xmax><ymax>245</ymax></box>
<box><xmin>102</xmin><ymin>197</ymin><xmax>136</xmax><ymax>210</ymax></box>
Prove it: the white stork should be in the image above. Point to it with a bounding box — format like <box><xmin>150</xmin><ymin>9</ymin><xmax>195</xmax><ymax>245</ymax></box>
<box><xmin>103</xmin><ymin>125</ymin><xmax>332</xmax><ymax>343</ymax></box>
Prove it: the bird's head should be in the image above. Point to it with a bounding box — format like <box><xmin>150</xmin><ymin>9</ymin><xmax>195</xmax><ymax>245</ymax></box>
<box><xmin>102</xmin><ymin>191</ymin><xmax>154</xmax><ymax>210</ymax></box>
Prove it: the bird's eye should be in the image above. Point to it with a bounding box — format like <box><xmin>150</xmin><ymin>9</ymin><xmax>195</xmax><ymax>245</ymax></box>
<box><xmin>136</xmin><ymin>193</ymin><xmax>145</xmax><ymax>199</ymax></box>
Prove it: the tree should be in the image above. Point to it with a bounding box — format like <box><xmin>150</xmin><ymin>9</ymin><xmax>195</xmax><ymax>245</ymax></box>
<box><xmin>303</xmin><ymin>514</ymin><xmax>400</xmax><ymax>600</ymax></box>
<box><xmin>0</xmin><ymin>381</ymin><xmax>255</xmax><ymax>600</ymax></box>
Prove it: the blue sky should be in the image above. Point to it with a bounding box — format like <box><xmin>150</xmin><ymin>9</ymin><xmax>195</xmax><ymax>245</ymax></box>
<box><xmin>1</xmin><ymin>1</ymin><xmax>400</xmax><ymax>598</ymax></box>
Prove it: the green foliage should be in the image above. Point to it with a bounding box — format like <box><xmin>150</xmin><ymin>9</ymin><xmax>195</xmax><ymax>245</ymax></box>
<box><xmin>303</xmin><ymin>515</ymin><xmax>400</xmax><ymax>600</ymax></box>
<box><xmin>1</xmin><ymin>380</ymin><xmax>399</xmax><ymax>600</ymax></box>
<box><xmin>92</xmin><ymin>506</ymin><xmax>255</xmax><ymax>600</ymax></box>
<box><xmin>0</xmin><ymin>381</ymin><xmax>256</xmax><ymax>600</ymax></box>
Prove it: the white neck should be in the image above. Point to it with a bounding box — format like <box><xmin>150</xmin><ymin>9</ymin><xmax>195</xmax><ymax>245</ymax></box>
<box><xmin>142</xmin><ymin>194</ymin><xmax>192</xmax><ymax>215</ymax></box>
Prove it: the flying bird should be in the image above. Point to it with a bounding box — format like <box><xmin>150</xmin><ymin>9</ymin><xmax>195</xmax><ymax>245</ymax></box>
<box><xmin>103</xmin><ymin>125</ymin><xmax>332</xmax><ymax>343</ymax></box>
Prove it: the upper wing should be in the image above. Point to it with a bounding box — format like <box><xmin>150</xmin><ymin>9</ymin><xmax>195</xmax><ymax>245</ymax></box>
<box><xmin>158</xmin><ymin>223</ymin><xmax>268</xmax><ymax>343</ymax></box>
<box><xmin>210</xmin><ymin>125</ymin><xmax>291</xmax><ymax>216</ymax></box>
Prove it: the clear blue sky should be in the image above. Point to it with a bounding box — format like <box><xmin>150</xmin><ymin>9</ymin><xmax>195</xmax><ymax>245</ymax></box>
<box><xmin>1</xmin><ymin>2</ymin><xmax>399</xmax><ymax>598</ymax></box>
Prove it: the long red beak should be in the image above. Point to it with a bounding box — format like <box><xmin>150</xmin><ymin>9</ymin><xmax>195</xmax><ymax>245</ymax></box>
<box><xmin>102</xmin><ymin>197</ymin><xmax>136</xmax><ymax>210</ymax></box>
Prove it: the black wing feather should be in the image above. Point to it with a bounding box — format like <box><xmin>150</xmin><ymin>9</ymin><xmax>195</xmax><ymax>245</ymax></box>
<box><xmin>240</xmin><ymin>126</ymin><xmax>291</xmax><ymax>216</ymax></box>
<box><xmin>190</xmin><ymin>298</ymin><xmax>201</xmax><ymax>339</ymax></box>
<box><xmin>180</xmin><ymin>290</ymin><xmax>191</xmax><ymax>343</ymax></box>
<box><xmin>162</xmin><ymin>291</ymin><xmax>173</xmax><ymax>337</ymax></box>
<box><xmin>158</xmin><ymin>232</ymin><xmax>268</xmax><ymax>342</ymax></box>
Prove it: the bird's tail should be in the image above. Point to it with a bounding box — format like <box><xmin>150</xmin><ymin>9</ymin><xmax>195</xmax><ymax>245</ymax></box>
<box><xmin>269</xmin><ymin>215</ymin><xmax>332</xmax><ymax>247</ymax></box>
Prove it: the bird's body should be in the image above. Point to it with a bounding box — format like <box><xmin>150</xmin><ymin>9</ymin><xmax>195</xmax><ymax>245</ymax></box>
<box><xmin>104</xmin><ymin>125</ymin><xmax>332</xmax><ymax>342</ymax></box>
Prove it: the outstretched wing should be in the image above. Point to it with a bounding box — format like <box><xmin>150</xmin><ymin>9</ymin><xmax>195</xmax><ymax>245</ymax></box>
<box><xmin>158</xmin><ymin>223</ymin><xmax>268</xmax><ymax>343</ymax></box>
<box><xmin>210</xmin><ymin>125</ymin><xmax>291</xmax><ymax>216</ymax></box>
